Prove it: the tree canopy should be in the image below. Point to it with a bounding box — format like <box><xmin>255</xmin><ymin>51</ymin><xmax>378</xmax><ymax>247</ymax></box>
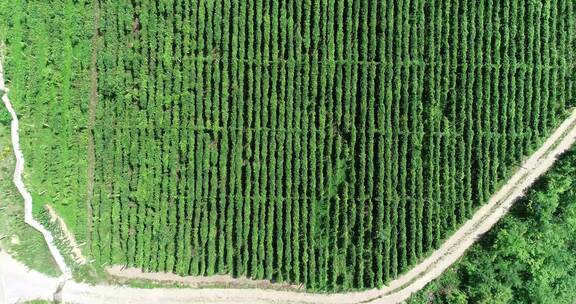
<box><xmin>408</xmin><ymin>148</ymin><xmax>576</xmax><ymax>304</ymax></box>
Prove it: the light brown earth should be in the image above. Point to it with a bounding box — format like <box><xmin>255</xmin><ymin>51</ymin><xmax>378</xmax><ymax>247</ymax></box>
<box><xmin>45</xmin><ymin>205</ymin><xmax>87</xmax><ymax>265</ymax></box>
<box><xmin>107</xmin><ymin>265</ymin><xmax>301</xmax><ymax>290</ymax></box>
<box><xmin>85</xmin><ymin>0</ymin><xmax>100</xmax><ymax>259</ymax></box>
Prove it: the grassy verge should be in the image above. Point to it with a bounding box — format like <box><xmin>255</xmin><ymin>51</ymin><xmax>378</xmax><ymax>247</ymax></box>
<box><xmin>0</xmin><ymin>0</ymin><xmax>92</xmax><ymax>249</ymax></box>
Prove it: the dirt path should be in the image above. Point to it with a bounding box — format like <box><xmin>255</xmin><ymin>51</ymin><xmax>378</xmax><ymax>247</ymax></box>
<box><xmin>107</xmin><ymin>265</ymin><xmax>300</xmax><ymax>290</ymax></box>
<box><xmin>0</xmin><ymin>54</ymin><xmax>71</xmax><ymax>282</ymax></box>
<box><xmin>85</xmin><ymin>0</ymin><xmax>100</xmax><ymax>259</ymax></box>
<box><xmin>45</xmin><ymin>205</ymin><xmax>87</xmax><ymax>265</ymax></box>
<box><xmin>0</xmin><ymin>262</ymin><xmax>6</xmax><ymax>304</ymax></box>
<box><xmin>372</xmin><ymin>108</ymin><xmax>576</xmax><ymax>303</ymax></box>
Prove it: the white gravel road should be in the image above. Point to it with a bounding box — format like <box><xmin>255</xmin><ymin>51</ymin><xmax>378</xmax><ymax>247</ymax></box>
<box><xmin>0</xmin><ymin>250</ymin><xmax>60</xmax><ymax>303</ymax></box>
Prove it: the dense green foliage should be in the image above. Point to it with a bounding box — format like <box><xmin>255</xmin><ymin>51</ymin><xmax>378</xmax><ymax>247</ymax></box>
<box><xmin>92</xmin><ymin>0</ymin><xmax>575</xmax><ymax>291</ymax></box>
<box><xmin>0</xmin><ymin>0</ymin><xmax>93</xmax><ymax>243</ymax></box>
<box><xmin>0</xmin><ymin>124</ymin><xmax>61</xmax><ymax>277</ymax></box>
<box><xmin>1</xmin><ymin>0</ymin><xmax>575</xmax><ymax>293</ymax></box>
<box><xmin>407</xmin><ymin>148</ymin><xmax>576</xmax><ymax>304</ymax></box>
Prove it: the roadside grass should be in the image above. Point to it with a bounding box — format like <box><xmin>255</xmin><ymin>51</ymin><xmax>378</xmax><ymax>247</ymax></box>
<box><xmin>105</xmin><ymin>273</ymin><xmax>307</xmax><ymax>291</ymax></box>
<box><xmin>0</xmin><ymin>122</ymin><xmax>60</xmax><ymax>277</ymax></box>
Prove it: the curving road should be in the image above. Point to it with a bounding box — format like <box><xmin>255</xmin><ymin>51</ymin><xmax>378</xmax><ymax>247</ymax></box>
<box><xmin>2</xmin><ymin>53</ymin><xmax>576</xmax><ymax>303</ymax></box>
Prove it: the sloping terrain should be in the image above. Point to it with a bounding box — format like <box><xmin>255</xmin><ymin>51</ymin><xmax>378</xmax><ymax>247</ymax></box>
<box><xmin>1</xmin><ymin>108</ymin><xmax>575</xmax><ymax>303</ymax></box>
<box><xmin>0</xmin><ymin>0</ymin><xmax>575</xmax><ymax>294</ymax></box>
<box><xmin>0</xmin><ymin>0</ymin><xmax>93</xmax><ymax>248</ymax></box>
<box><xmin>92</xmin><ymin>0</ymin><xmax>576</xmax><ymax>291</ymax></box>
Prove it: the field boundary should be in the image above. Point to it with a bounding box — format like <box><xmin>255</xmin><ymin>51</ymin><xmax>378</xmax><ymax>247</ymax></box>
<box><xmin>369</xmin><ymin>109</ymin><xmax>576</xmax><ymax>302</ymax></box>
<box><xmin>45</xmin><ymin>205</ymin><xmax>87</xmax><ymax>265</ymax></box>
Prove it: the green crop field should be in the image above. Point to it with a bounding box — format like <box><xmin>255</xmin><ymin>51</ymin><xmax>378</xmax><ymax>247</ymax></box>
<box><xmin>1</xmin><ymin>0</ymin><xmax>575</xmax><ymax>293</ymax></box>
